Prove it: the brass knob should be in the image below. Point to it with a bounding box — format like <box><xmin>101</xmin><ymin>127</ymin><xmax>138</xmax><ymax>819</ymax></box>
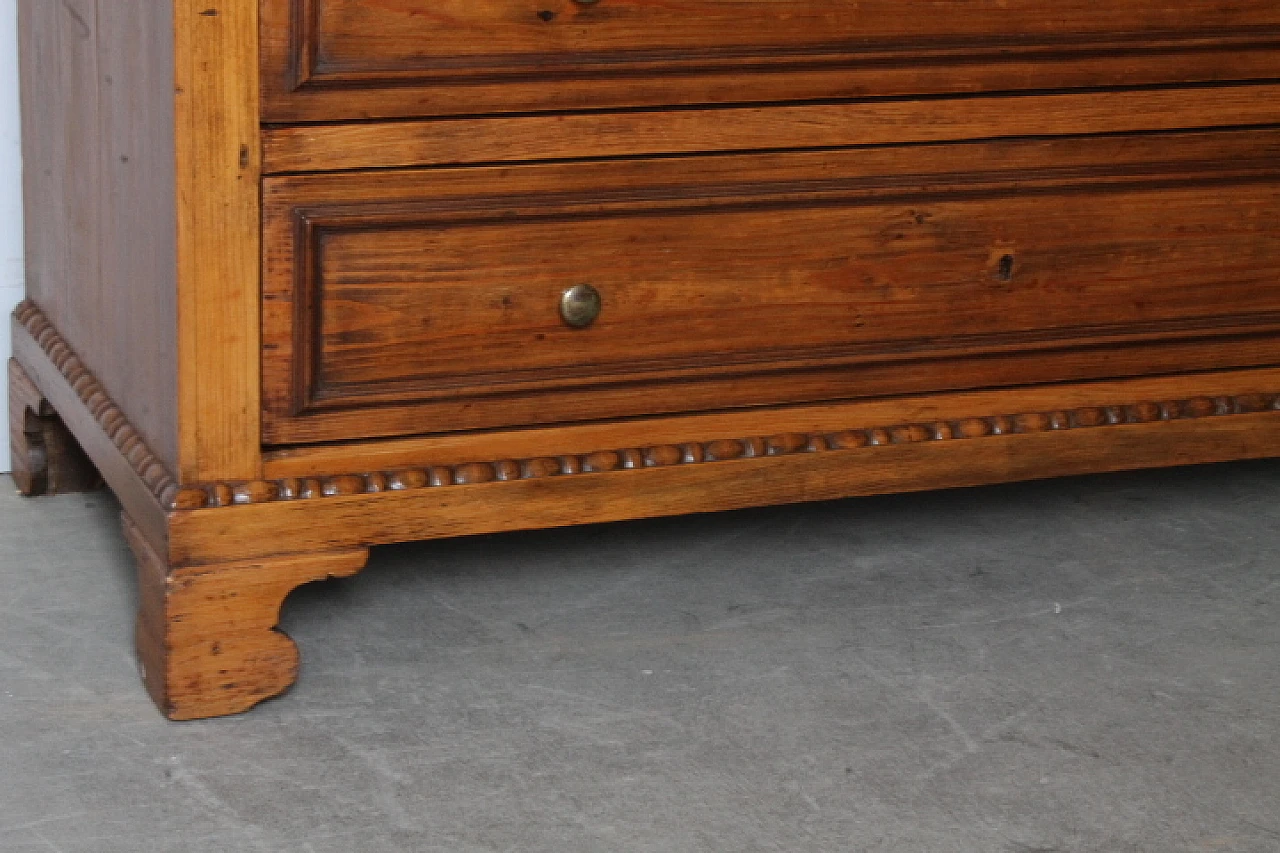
<box><xmin>560</xmin><ymin>284</ymin><xmax>602</xmax><ymax>329</ymax></box>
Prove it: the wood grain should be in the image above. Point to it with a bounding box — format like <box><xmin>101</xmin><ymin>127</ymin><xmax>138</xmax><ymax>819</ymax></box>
<box><xmin>17</xmin><ymin>0</ymin><xmax>179</xmax><ymax>473</ymax></box>
<box><xmin>261</xmin><ymin>367</ymin><xmax>1280</xmax><ymax>478</ymax></box>
<box><xmin>263</xmin><ymin>130</ymin><xmax>1280</xmax><ymax>444</ymax></box>
<box><xmin>263</xmin><ymin>84</ymin><xmax>1280</xmax><ymax>174</ymax></box>
<box><xmin>12</xmin><ymin>307</ymin><xmax>169</xmax><ymax>554</ymax></box>
<box><xmin>180</xmin><ymin>384</ymin><xmax>1280</xmax><ymax>512</ymax></box>
<box><xmin>174</xmin><ymin>0</ymin><xmax>262</xmax><ymax>482</ymax></box>
<box><xmin>12</xmin><ymin>300</ymin><xmax>179</xmax><ymax>506</ymax></box>
<box><xmin>170</xmin><ymin>403</ymin><xmax>1280</xmax><ymax>565</ymax></box>
<box><xmin>126</xmin><ymin>513</ymin><xmax>368</xmax><ymax>720</ymax></box>
<box><xmin>17</xmin><ymin>0</ymin><xmax>1280</xmax><ymax>721</ymax></box>
<box><xmin>261</xmin><ymin>0</ymin><xmax>1280</xmax><ymax>120</ymax></box>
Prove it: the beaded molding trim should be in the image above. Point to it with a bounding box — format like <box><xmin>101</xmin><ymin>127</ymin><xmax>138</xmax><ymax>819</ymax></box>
<box><xmin>16</xmin><ymin>299</ymin><xmax>1280</xmax><ymax>512</ymax></box>
<box><xmin>14</xmin><ymin>300</ymin><xmax>182</xmax><ymax>509</ymax></box>
<box><xmin>174</xmin><ymin>391</ymin><xmax>1279</xmax><ymax>509</ymax></box>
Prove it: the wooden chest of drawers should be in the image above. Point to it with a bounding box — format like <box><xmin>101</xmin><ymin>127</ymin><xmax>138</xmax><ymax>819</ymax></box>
<box><xmin>11</xmin><ymin>0</ymin><xmax>1280</xmax><ymax>719</ymax></box>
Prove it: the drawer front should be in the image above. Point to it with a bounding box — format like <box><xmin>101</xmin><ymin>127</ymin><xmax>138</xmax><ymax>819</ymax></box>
<box><xmin>263</xmin><ymin>130</ymin><xmax>1280</xmax><ymax>445</ymax></box>
<box><xmin>262</xmin><ymin>1</ymin><xmax>1280</xmax><ymax>121</ymax></box>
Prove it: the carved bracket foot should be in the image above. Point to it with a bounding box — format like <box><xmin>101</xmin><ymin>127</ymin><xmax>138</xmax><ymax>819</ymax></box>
<box><xmin>123</xmin><ymin>515</ymin><xmax>369</xmax><ymax>720</ymax></box>
<box><xmin>8</xmin><ymin>358</ymin><xmax>102</xmax><ymax>496</ymax></box>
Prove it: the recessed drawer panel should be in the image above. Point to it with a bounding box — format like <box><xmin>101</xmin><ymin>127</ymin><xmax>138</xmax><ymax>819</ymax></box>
<box><xmin>263</xmin><ymin>130</ymin><xmax>1280</xmax><ymax>445</ymax></box>
<box><xmin>262</xmin><ymin>0</ymin><xmax>1280</xmax><ymax>120</ymax></box>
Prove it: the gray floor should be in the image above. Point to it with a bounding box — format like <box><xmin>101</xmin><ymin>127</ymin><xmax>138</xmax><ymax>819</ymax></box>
<box><xmin>1</xmin><ymin>464</ymin><xmax>1278</xmax><ymax>853</ymax></box>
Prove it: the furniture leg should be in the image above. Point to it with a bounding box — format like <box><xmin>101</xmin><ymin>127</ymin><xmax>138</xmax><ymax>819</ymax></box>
<box><xmin>8</xmin><ymin>357</ymin><xmax>101</xmax><ymax>496</ymax></box>
<box><xmin>123</xmin><ymin>514</ymin><xmax>369</xmax><ymax>720</ymax></box>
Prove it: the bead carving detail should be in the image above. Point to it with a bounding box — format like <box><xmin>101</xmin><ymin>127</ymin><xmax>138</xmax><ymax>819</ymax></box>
<box><xmin>173</xmin><ymin>394</ymin><xmax>1279</xmax><ymax>509</ymax></box>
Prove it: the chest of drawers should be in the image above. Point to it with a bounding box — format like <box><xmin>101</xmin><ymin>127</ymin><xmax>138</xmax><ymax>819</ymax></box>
<box><xmin>11</xmin><ymin>0</ymin><xmax>1280</xmax><ymax>719</ymax></box>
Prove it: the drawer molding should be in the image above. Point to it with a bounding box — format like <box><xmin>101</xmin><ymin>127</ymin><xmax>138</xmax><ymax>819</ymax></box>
<box><xmin>13</xmin><ymin>301</ymin><xmax>181</xmax><ymax>513</ymax></box>
<box><xmin>288</xmin><ymin>14</ymin><xmax>1279</xmax><ymax>88</ymax></box>
<box><xmin>176</xmin><ymin>385</ymin><xmax>1280</xmax><ymax>511</ymax></box>
<box><xmin>264</xmin><ymin>0</ymin><xmax>1280</xmax><ymax>119</ymax></box>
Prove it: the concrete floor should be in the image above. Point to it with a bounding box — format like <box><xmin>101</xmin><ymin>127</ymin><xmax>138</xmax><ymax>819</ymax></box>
<box><xmin>1</xmin><ymin>464</ymin><xmax>1278</xmax><ymax>853</ymax></box>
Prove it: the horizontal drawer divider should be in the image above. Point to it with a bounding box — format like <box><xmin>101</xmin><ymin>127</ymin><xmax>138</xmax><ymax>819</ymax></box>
<box><xmin>263</xmin><ymin>84</ymin><xmax>1280</xmax><ymax>173</ymax></box>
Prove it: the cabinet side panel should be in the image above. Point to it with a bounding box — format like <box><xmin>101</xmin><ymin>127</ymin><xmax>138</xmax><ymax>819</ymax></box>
<box><xmin>18</xmin><ymin>0</ymin><xmax>98</xmax><ymax>395</ymax></box>
<box><xmin>17</xmin><ymin>0</ymin><xmax>179</xmax><ymax>473</ymax></box>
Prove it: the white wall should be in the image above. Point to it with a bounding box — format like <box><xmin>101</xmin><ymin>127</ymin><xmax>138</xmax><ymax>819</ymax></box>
<box><xmin>1</xmin><ymin>0</ymin><xmax>22</xmax><ymax>472</ymax></box>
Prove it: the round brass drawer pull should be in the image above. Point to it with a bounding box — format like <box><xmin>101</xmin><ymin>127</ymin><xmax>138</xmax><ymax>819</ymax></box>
<box><xmin>560</xmin><ymin>284</ymin><xmax>602</xmax><ymax>329</ymax></box>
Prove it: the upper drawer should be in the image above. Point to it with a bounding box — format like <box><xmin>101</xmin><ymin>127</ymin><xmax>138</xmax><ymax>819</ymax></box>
<box><xmin>262</xmin><ymin>1</ymin><xmax>1280</xmax><ymax>121</ymax></box>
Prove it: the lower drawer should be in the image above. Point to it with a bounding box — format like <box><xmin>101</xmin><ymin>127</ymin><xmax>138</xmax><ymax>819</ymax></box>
<box><xmin>263</xmin><ymin>129</ymin><xmax>1280</xmax><ymax>445</ymax></box>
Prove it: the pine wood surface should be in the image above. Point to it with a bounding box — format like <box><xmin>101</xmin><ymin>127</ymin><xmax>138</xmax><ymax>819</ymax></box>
<box><xmin>260</xmin><ymin>368</ymin><xmax>1280</xmax><ymax>479</ymax></box>
<box><xmin>263</xmin><ymin>130</ymin><xmax>1280</xmax><ymax>444</ymax></box>
<box><xmin>17</xmin><ymin>0</ymin><xmax>179</xmax><ymax>473</ymax></box>
<box><xmin>170</xmin><ymin>406</ymin><xmax>1280</xmax><ymax>567</ymax></box>
<box><xmin>261</xmin><ymin>0</ymin><xmax>1280</xmax><ymax>120</ymax></box>
<box><xmin>127</xmin><ymin>514</ymin><xmax>368</xmax><ymax>720</ymax></box>
<box><xmin>174</xmin><ymin>0</ymin><xmax>261</xmax><ymax>482</ymax></box>
<box><xmin>11</xmin><ymin>308</ymin><xmax>170</xmax><ymax>554</ymax></box>
<box><xmin>262</xmin><ymin>84</ymin><xmax>1280</xmax><ymax>174</ymax></box>
<box><xmin>14</xmin><ymin>0</ymin><xmax>1280</xmax><ymax>718</ymax></box>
